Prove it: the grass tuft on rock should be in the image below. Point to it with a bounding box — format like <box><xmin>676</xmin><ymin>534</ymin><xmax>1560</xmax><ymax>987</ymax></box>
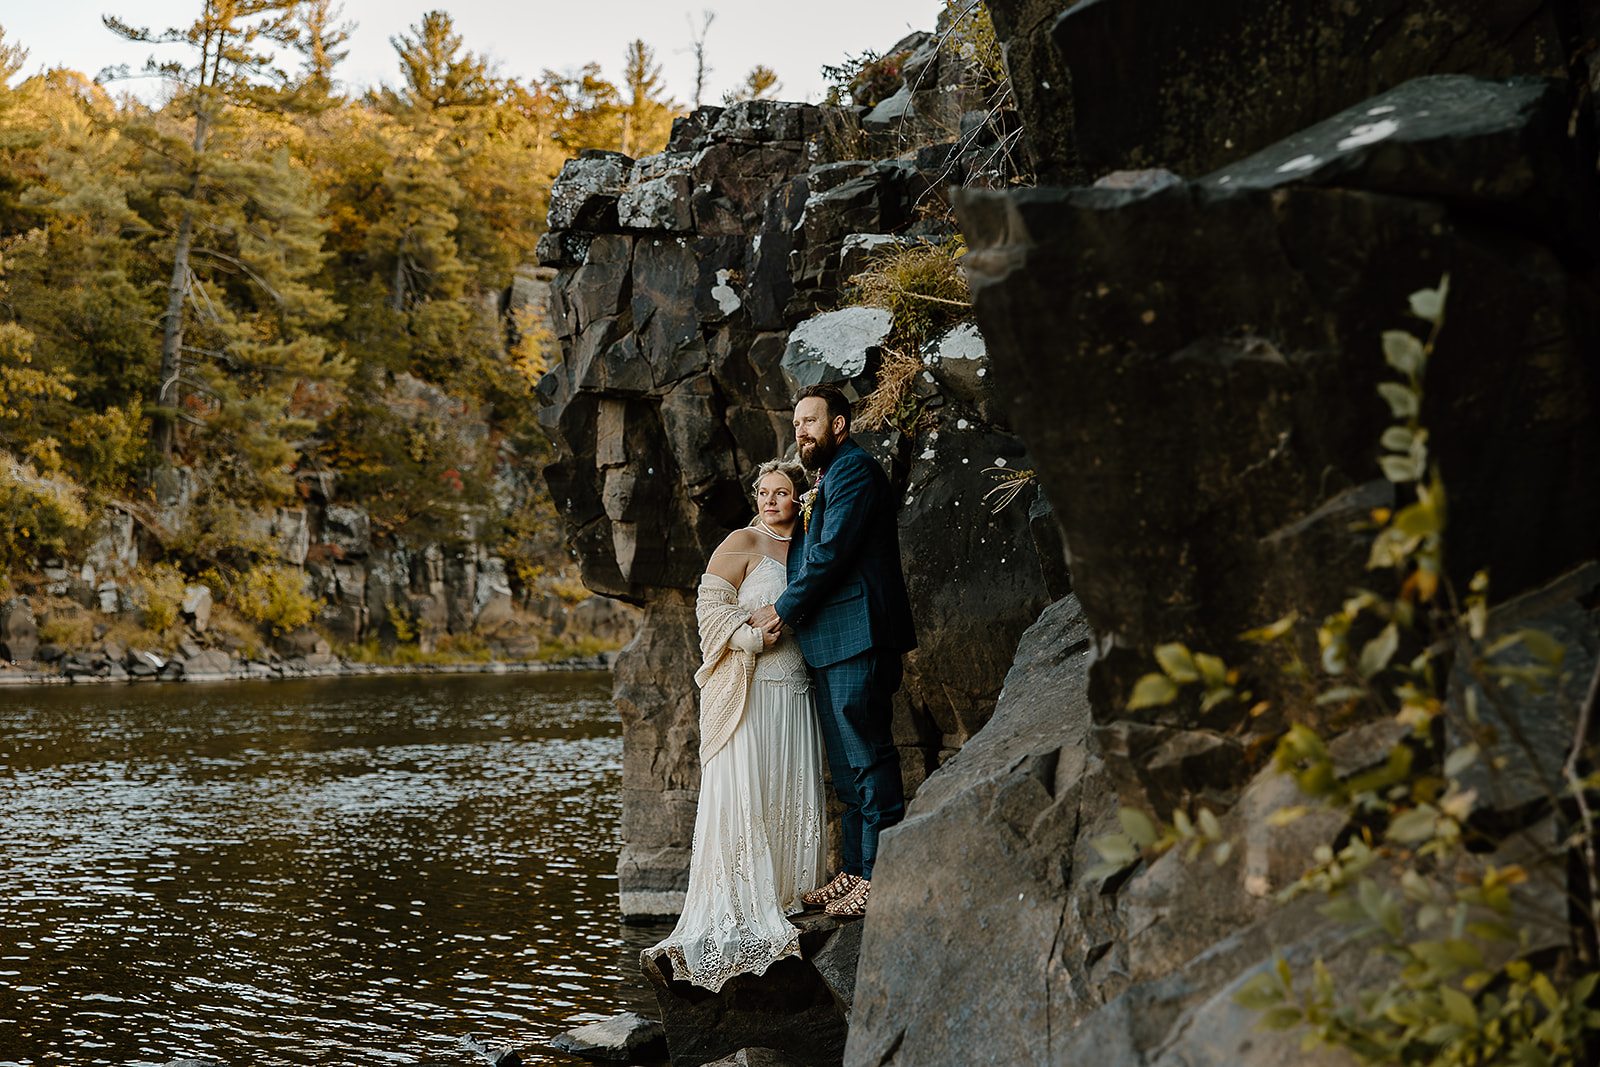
<box><xmin>847</xmin><ymin>238</ymin><xmax>971</xmax><ymax>350</ymax></box>
<box><xmin>856</xmin><ymin>349</ymin><xmax>930</xmax><ymax>435</ymax></box>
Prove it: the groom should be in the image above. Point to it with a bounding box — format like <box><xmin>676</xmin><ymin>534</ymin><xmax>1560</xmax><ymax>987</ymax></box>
<box><xmin>750</xmin><ymin>383</ymin><xmax>916</xmax><ymax>918</ymax></box>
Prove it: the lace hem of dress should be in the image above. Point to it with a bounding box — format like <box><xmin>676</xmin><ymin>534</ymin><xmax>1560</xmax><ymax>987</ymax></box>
<box><xmin>662</xmin><ymin>930</ymin><xmax>803</xmax><ymax>993</ymax></box>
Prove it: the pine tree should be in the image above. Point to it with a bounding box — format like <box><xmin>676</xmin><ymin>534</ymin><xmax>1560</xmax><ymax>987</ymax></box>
<box><xmin>288</xmin><ymin>0</ymin><xmax>353</xmax><ymax>111</ymax></box>
<box><xmin>382</xmin><ymin>10</ymin><xmax>500</xmax><ymax>115</ymax></box>
<box><xmin>724</xmin><ymin>64</ymin><xmax>781</xmax><ymax>104</ymax></box>
<box><xmin>90</xmin><ymin>0</ymin><xmax>347</xmax><ymax>495</ymax></box>
<box><xmin>620</xmin><ymin>40</ymin><xmax>677</xmax><ymax>158</ymax></box>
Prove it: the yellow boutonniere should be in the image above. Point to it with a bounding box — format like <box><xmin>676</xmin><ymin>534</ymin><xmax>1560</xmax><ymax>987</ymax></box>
<box><xmin>801</xmin><ymin>487</ymin><xmax>818</xmax><ymax>533</ymax></box>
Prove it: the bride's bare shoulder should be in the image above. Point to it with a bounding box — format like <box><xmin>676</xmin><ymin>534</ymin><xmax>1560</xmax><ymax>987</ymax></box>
<box><xmin>713</xmin><ymin>527</ymin><xmax>762</xmax><ymax>556</ymax></box>
<box><xmin>706</xmin><ymin>527</ymin><xmax>762</xmax><ymax>586</ymax></box>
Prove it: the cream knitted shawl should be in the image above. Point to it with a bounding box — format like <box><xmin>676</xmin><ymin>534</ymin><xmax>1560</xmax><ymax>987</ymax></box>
<box><xmin>694</xmin><ymin>573</ymin><xmax>759</xmax><ymax>763</ymax></box>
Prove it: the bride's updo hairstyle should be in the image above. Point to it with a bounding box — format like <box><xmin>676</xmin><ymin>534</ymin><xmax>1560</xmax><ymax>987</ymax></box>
<box><xmin>750</xmin><ymin>458</ymin><xmax>810</xmax><ymax>513</ymax></box>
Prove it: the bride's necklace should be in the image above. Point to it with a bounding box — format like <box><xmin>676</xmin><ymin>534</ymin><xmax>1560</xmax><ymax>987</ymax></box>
<box><xmin>755</xmin><ymin>520</ymin><xmax>792</xmax><ymax>542</ymax></box>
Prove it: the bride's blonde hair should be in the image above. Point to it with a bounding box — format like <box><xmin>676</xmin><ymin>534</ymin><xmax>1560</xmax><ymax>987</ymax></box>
<box><xmin>750</xmin><ymin>458</ymin><xmax>810</xmax><ymax>518</ymax></box>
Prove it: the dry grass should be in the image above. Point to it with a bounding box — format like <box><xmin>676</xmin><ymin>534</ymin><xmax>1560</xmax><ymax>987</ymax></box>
<box><xmin>36</xmin><ymin>605</ymin><xmax>96</xmax><ymax>647</ymax></box>
<box><xmin>856</xmin><ymin>349</ymin><xmax>929</xmax><ymax>434</ymax></box>
<box><xmin>848</xmin><ymin>239</ymin><xmax>971</xmax><ymax>349</ymax></box>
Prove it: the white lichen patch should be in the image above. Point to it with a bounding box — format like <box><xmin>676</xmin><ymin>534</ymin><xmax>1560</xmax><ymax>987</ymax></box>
<box><xmin>711</xmin><ymin>270</ymin><xmax>742</xmax><ymax>315</ymax></box>
<box><xmin>784</xmin><ymin>306</ymin><xmax>893</xmax><ymax>377</ymax></box>
<box><xmin>933</xmin><ymin>321</ymin><xmax>986</xmax><ymax>363</ymax></box>
<box><xmin>1276</xmin><ymin>154</ymin><xmax>1320</xmax><ymax>174</ymax></box>
<box><xmin>1337</xmin><ymin>118</ymin><xmax>1399</xmax><ymax>151</ymax></box>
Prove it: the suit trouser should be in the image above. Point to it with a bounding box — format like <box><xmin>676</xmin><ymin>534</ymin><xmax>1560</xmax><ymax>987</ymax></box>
<box><xmin>811</xmin><ymin>648</ymin><xmax>905</xmax><ymax>881</ymax></box>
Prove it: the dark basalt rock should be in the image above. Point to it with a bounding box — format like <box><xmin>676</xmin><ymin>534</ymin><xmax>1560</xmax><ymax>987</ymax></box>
<box><xmin>702</xmin><ymin>1050</ymin><xmax>810</xmax><ymax>1067</ymax></box>
<box><xmin>848</xmin><ymin>594</ymin><xmax>1100</xmax><ymax>1066</ymax></box>
<box><xmin>848</xmin><ymin>591</ymin><xmax>1572</xmax><ymax>1066</ymax></box>
<box><xmin>642</xmin><ymin>913</ymin><xmax>854</xmax><ymax>1067</ymax></box>
<box><xmin>540</xmin><ymin>80</ymin><xmax>1050</xmax><ymax>918</ymax></box>
<box><xmin>1049</xmin><ymin>0</ymin><xmax>1586</xmax><ymax>180</ymax></box>
<box><xmin>550</xmin><ymin>1011</ymin><xmax>667</xmax><ymax>1062</ymax></box>
<box><xmin>955</xmin><ymin>73</ymin><xmax>1600</xmax><ymax>750</ymax></box>
<box><xmin>549</xmin><ymin>155</ymin><xmax>631</xmax><ymax>232</ymax></box>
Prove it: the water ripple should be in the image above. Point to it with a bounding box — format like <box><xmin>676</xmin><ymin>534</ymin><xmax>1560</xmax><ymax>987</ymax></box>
<box><xmin>0</xmin><ymin>673</ymin><xmax>669</xmax><ymax>1066</ymax></box>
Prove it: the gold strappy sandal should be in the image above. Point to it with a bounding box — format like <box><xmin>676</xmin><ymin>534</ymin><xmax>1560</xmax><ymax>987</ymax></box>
<box><xmin>802</xmin><ymin>871</ymin><xmax>859</xmax><ymax>908</ymax></box>
<box><xmin>825</xmin><ymin>877</ymin><xmax>870</xmax><ymax>919</ymax></box>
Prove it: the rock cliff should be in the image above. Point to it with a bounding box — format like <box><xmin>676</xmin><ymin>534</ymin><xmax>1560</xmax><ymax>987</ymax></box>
<box><xmin>535</xmin><ymin>5</ymin><xmax>1600</xmax><ymax>1064</ymax></box>
<box><xmin>535</xmin><ymin>59</ymin><xmax>1052</xmax><ymax>916</ymax></box>
<box><xmin>839</xmin><ymin>5</ymin><xmax>1600</xmax><ymax>1066</ymax></box>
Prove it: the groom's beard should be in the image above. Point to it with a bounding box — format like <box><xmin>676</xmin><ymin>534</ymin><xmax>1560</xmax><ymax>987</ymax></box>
<box><xmin>798</xmin><ymin>431</ymin><xmax>838</xmax><ymax>471</ymax></box>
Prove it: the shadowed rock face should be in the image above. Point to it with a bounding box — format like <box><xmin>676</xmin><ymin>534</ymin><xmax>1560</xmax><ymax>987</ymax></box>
<box><xmin>536</xmin><ymin>91</ymin><xmax>1053</xmax><ymax>917</ymax></box>
<box><xmin>955</xmin><ymin>74</ymin><xmax>1600</xmax><ymax>772</ymax></box>
<box><xmin>847</xmin><ymin>580</ymin><xmax>1590</xmax><ymax>1067</ymax></box>
<box><xmin>984</xmin><ymin>0</ymin><xmax>1590</xmax><ymax>183</ymax></box>
<box><xmin>829</xmin><ymin>13</ymin><xmax>1600</xmax><ymax>1059</ymax></box>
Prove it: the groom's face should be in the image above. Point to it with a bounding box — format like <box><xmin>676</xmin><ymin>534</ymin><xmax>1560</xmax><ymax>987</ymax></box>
<box><xmin>794</xmin><ymin>397</ymin><xmax>842</xmax><ymax>471</ymax></box>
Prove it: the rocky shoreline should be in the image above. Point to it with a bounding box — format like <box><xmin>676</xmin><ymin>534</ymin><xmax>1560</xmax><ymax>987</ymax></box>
<box><xmin>0</xmin><ymin>648</ymin><xmax>619</xmax><ymax>686</ymax></box>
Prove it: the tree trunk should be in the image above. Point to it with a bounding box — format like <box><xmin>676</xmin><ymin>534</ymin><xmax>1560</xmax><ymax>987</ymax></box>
<box><xmin>390</xmin><ymin>230</ymin><xmax>408</xmax><ymax>312</ymax></box>
<box><xmin>155</xmin><ymin>214</ymin><xmax>191</xmax><ymax>459</ymax></box>
<box><xmin>155</xmin><ymin>108</ymin><xmax>211</xmax><ymax>460</ymax></box>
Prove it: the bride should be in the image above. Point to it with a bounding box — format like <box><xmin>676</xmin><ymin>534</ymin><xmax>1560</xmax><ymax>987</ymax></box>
<box><xmin>651</xmin><ymin>458</ymin><xmax>826</xmax><ymax>991</ymax></box>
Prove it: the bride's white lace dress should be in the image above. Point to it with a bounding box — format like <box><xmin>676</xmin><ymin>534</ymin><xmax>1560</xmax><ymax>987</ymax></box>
<box><xmin>653</xmin><ymin>554</ymin><xmax>826</xmax><ymax>991</ymax></box>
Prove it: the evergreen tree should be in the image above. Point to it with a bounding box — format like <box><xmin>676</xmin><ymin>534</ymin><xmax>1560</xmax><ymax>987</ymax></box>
<box><xmin>288</xmin><ymin>0</ymin><xmax>353</xmax><ymax>111</ymax></box>
<box><xmin>381</xmin><ymin>10</ymin><xmax>500</xmax><ymax>115</ymax></box>
<box><xmin>620</xmin><ymin>40</ymin><xmax>675</xmax><ymax>158</ymax></box>
<box><xmin>89</xmin><ymin>0</ymin><xmax>347</xmax><ymax>494</ymax></box>
<box><xmin>725</xmin><ymin>64</ymin><xmax>781</xmax><ymax>104</ymax></box>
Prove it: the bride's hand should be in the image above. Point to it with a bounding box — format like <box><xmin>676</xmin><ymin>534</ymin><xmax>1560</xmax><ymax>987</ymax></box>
<box><xmin>761</xmin><ymin>626</ymin><xmax>779</xmax><ymax>649</ymax></box>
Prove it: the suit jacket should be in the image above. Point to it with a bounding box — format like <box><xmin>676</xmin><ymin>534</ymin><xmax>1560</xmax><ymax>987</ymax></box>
<box><xmin>775</xmin><ymin>437</ymin><xmax>916</xmax><ymax>668</ymax></box>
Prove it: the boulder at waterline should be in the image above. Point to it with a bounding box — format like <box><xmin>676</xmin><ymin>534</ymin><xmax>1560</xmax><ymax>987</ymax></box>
<box><xmin>641</xmin><ymin>913</ymin><xmax>855</xmax><ymax>1067</ymax></box>
<box><xmin>550</xmin><ymin>1011</ymin><xmax>667</xmax><ymax>1063</ymax></box>
<box><xmin>703</xmin><ymin>1050</ymin><xmax>809</xmax><ymax>1067</ymax></box>
<box><xmin>0</xmin><ymin>597</ymin><xmax>39</xmax><ymax>662</ymax></box>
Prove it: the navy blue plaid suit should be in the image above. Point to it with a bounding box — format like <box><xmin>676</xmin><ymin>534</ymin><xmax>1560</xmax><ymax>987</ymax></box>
<box><xmin>776</xmin><ymin>437</ymin><xmax>915</xmax><ymax>880</ymax></box>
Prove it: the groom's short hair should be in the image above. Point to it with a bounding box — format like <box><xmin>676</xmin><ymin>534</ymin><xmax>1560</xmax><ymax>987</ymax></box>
<box><xmin>794</xmin><ymin>383</ymin><xmax>852</xmax><ymax>432</ymax></box>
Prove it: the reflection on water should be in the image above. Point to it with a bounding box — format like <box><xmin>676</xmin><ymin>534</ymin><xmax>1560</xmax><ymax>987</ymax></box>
<box><xmin>0</xmin><ymin>673</ymin><xmax>669</xmax><ymax>1066</ymax></box>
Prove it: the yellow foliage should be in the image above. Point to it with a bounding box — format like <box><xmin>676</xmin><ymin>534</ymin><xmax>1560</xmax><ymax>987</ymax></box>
<box><xmin>856</xmin><ymin>349</ymin><xmax>929</xmax><ymax>435</ymax></box>
<box><xmin>0</xmin><ymin>321</ymin><xmax>74</xmax><ymax>419</ymax></box>
<box><xmin>509</xmin><ymin>305</ymin><xmax>553</xmax><ymax>387</ymax></box>
<box><xmin>134</xmin><ymin>563</ymin><xmax>189</xmax><ymax>633</ymax></box>
<box><xmin>233</xmin><ymin>563</ymin><xmax>320</xmax><ymax>635</ymax></box>
<box><xmin>0</xmin><ymin>451</ymin><xmax>89</xmax><ymax>566</ymax></box>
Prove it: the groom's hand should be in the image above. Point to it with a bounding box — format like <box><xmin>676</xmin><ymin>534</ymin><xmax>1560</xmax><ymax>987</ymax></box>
<box><xmin>750</xmin><ymin>604</ymin><xmax>781</xmax><ymax>632</ymax></box>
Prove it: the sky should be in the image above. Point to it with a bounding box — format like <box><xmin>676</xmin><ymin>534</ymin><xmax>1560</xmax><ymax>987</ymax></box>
<box><xmin>5</xmin><ymin>1</ymin><xmax>940</xmax><ymax>106</ymax></box>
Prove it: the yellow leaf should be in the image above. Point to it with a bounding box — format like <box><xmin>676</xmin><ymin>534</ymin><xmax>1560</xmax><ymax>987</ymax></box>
<box><xmin>1266</xmin><ymin>806</ymin><xmax>1309</xmax><ymax>827</ymax></box>
<box><xmin>1194</xmin><ymin>652</ymin><xmax>1228</xmax><ymax>687</ymax></box>
<box><xmin>1239</xmin><ymin>613</ymin><xmax>1298</xmax><ymax>643</ymax></box>
<box><xmin>1128</xmin><ymin>672</ymin><xmax>1179</xmax><ymax>709</ymax></box>
<box><xmin>1377</xmin><ymin>381</ymin><xmax>1419</xmax><ymax>419</ymax></box>
<box><xmin>1154</xmin><ymin>642</ymin><xmax>1200</xmax><ymax>683</ymax></box>
<box><xmin>1358</xmin><ymin>623</ymin><xmax>1399</xmax><ymax>679</ymax></box>
<box><xmin>1440</xmin><ymin>984</ymin><xmax>1479</xmax><ymax>1027</ymax></box>
<box><xmin>1119</xmin><ymin>808</ymin><xmax>1159</xmax><ymax>848</ymax></box>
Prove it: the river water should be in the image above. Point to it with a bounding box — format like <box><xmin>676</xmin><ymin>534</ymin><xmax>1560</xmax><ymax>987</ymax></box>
<box><xmin>0</xmin><ymin>672</ymin><xmax>668</xmax><ymax>1066</ymax></box>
